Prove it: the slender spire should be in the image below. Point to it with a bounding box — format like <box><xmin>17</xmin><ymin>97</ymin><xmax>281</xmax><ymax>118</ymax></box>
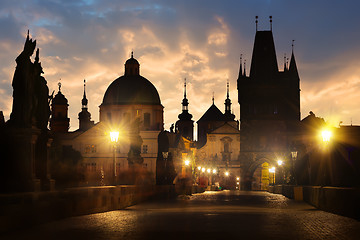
<box><xmin>283</xmin><ymin>53</ymin><xmax>287</xmax><ymax>71</ymax></box>
<box><xmin>289</xmin><ymin>40</ymin><xmax>299</xmax><ymax>78</ymax></box>
<box><xmin>178</xmin><ymin>77</ymin><xmax>193</xmax><ymax>122</ymax></box>
<box><xmin>244</xmin><ymin>59</ymin><xmax>247</xmax><ymax>77</ymax></box>
<box><xmin>58</xmin><ymin>80</ymin><xmax>61</xmax><ymax>92</ymax></box>
<box><xmin>181</xmin><ymin>78</ymin><xmax>189</xmax><ymax>111</ymax></box>
<box><xmin>82</xmin><ymin>79</ymin><xmax>88</xmax><ymax>108</ymax></box>
<box><xmin>255</xmin><ymin>16</ymin><xmax>258</xmax><ymax>31</ymax></box>
<box><xmin>184</xmin><ymin>78</ymin><xmax>187</xmax><ymax>99</ymax></box>
<box><xmin>131</xmin><ymin>50</ymin><xmax>134</xmax><ymax>58</ymax></box>
<box><xmin>225</xmin><ymin>80</ymin><xmax>231</xmax><ymax>114</ymax></box>
<box><xmin>26</xmin><ymin>29</ymin><xmax>29</xmax><ymax>41</ymax></box>
<box><xmin>269</xmin><ymin>16</ymin><xmax>272</xmax><ymax>31</ymax></box>
<box><xmin>212</xmin><ymin>92</ymin><xmax>215</xmax><ymax>104</ymax></box>
<box><xmin>226</xmin><ymin>79</ymin><xmax>229</xmax><ymax>99</ymax></box>
<box><xmin>238</xmin><ymin>54</ymin><xmax>243</xmax><ymax>78</ymax></box>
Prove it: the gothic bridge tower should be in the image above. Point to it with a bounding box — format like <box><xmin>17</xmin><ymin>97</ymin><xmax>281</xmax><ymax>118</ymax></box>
<box><xmin>237</xmin><ymin>17</ymin><xmax>300</xmax><ymax>190</ymax></box>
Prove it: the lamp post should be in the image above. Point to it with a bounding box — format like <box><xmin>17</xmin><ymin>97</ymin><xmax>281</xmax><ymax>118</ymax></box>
<box><xmin>110</xmin><ymin>131</ymin><xmax>119</xmax><ymax>185</ymax></box>
<box><xmin>277</xmin><ymin>159</ymin><xmax>285</xmax><ymax>184</ymax></box>
<box><xmin>162</xmin><ymin>151</ymin><xmax>169</xmax><ymax>184</ymax></box>
<box><xmin>321</xmin><ymin>129</ymin><xmax>332</xmax><ymax>186</ymax></box>
<box><xmin>269</xmin><ymin>167</ymin><xmax>275</xmax><ymax>185</ymax></box>
<box><xmin>291</xmin><ymin>150</ymin><xmax>298</xmax><ymax>185</ymax></box>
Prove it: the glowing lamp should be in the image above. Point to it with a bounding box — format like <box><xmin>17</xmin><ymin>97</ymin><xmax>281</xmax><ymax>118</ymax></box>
<box><xmin>110</xmin><ymin>131</ymin><xmax>119</xmax><ymax>143</ymax></box>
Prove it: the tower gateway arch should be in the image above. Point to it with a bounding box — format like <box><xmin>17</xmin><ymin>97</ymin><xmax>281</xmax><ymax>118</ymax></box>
<box><xmin>237</xmin><ymin>18</ymin><xmax>300</xmax><ymax>190</ymax></box>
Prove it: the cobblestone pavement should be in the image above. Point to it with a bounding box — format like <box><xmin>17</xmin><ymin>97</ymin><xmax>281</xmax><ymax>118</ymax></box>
<box><xmin>3</xmin><ymin>190</ymin><xmax>360</xmax><ymax>240</ymax></box>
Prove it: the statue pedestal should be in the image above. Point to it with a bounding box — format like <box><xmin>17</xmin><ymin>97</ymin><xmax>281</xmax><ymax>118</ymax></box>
<box><xmin>1</xmin><ymin>127</ymin><xmax>55</xmax><ymax>192</ymax></box>
<box><xmin>1</xmin><ymin>127</ymin><xmax>41</xmax><ymax>192</ymax></box>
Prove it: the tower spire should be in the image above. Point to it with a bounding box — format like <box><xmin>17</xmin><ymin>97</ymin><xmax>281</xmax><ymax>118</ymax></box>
<box><xmin>184</xmin><ymin>78</ymin><xmax>187</xmax><ymax>99</ymax></box>
<box><xmin>224</xmin><ymin>80</ymin><xmax>234</xmax><ymax>120</ymax></box>
<box><xmin>269</xmin><ymin>16</ymin><xmax>272</xmax><ymax>31</ymax></box>
<box><xmin>226</xmin><ymin>79</ymin><xmax>230</xmax><ymax>99</ymax></box>
<box><xmin>181</xmin><ymin>78</ymin><xmax>189</xmax><ymax>112</ymax></box>
<box><xmin>289</xmin><ymin>40</ymin><xmax>299</xmax><ymax>79</ymax></box>
<box><xmin>244</xmin><ymin>59</ymin><xmax>247</xmax><ymax>77</ymax></box>
<box><xmin>284</xmin><ymin>53</ymin><xmax>287</xmax><ymax>71</ymax></box>
<box><xmin>255</xmin><ymin>16</ymin><xmax>258</xmax><ymax>31</ymax></box>
<box><xmin>212</xmin><ymin>92</ymin><xmax>215</xmax><ymax>104</ymax></box>
<box><xmin>238</xmin><ymin>54</ymin><xmax>243</xmax><ymax>78</ymax></box>
<box><xmin>82</xmin><ymin>79</ymin><xmax>88</xmax><ymax>108</ymax></box>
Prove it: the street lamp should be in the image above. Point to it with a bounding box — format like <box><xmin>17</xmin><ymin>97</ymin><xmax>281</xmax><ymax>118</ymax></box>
<box><xmin>184</xmin><ymin>159</ymin><xmax>190</xmax><ymax>166</ymax></box>
<box><xmin>269</xmin><ymin>167</ymin><xmax>276</xmax><ymax>185</ymax></box>
<box><xmin>277</xmin><ymin>159</ymin><xmax>285</xmax><ymax>184</ymax></box>
<box><xmin>322</xmin><ymin>130</ymin><xmax>332</xmax><ymax>143</ymax></box>
<box><xmin>321</xmin><ymin>129</ymin><xmax>332</xmax><ymax>186</ymax></box>
<box><xmin>110</xmin><ymin>131</ymin><xmax>119</xmax><ymax>185</ymax></box>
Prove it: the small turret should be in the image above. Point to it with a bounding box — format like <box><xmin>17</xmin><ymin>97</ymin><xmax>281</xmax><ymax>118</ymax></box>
<box><xmin>176</xmin><ymin>78</ymin><xmax>194</xmax><ymax>140</ymax></box>
<box><xmin>50</xmin><ymin>82</ymin><xmax>70</xmax><ymax>132</ymax></box>
<box><xmin>224</xmin><ymin>80</ymin><xmax>235</xmax><ymax>121</ymax></box>
<box><xmin>78</xmin><ymin>79</ymin><xmax>94</xmax><ymax>131</ymax></box>
<box><xmin>124</xmin><ymin>51</ymin><xmax>140</xmax><ymax>76</ymax></box>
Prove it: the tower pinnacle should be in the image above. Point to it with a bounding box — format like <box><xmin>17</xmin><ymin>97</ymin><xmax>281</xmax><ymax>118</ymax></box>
<box><xmin>82</xmin><ymin>79</ymin><xmax>88</xmax><ymax>108</ymax></box>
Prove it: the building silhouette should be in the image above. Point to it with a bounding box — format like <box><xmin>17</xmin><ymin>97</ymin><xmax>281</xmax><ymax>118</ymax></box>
<box><xmin>237</xmin><ymin>19</ymin><xmax>300</xmax><ymax>190</ymax></box>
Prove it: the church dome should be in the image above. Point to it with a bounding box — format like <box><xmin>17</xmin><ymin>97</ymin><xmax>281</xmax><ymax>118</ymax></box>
<box><xmin>102</xmin><ymin>75</ymin><xmax>161</xmax><ymax>105</ymax></box>
<box><xmin>101</xmin><ymin>54</ymin><xmax>161</xmax><ymax>106</ymax></box>
<box><xmin>125</xmin><ymin>57</ymin><xmax>139</xmax><ymax>66</ymax></box>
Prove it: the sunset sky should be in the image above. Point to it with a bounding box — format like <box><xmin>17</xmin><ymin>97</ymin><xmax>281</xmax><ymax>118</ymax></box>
<box><xmin>1</xmin><ymin>0</ymin><xmax>360</xmax><ymax>134</ymax></box>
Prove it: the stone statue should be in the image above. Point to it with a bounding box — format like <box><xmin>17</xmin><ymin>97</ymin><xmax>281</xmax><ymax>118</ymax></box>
<box><xmin>127</xmin><ymin>118</ymin><xmax>144</xmax><ymax>166</ymax></box>
<box><xmin>9</xmin><ymin>31</ymin><xmax>36</xmax><ymax>127</ymax></box>
<box><xmin>8</xmin><ymin>31</ymin><xmax>51</xmax><ymax>130</ymax></box>
<box><xmin>33</xmin><ymin>48</ymin><xmax>51</xmax><ymax>130</ymax></box>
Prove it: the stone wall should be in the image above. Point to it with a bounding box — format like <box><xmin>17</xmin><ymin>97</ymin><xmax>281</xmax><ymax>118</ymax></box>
<box><xmin>0</xmin><ymin>185</ymin><xmax>176</xmax><ymax>234</ymax></box>
<box><xmin>268</xmin><ymin>185</ymin><xmax>360</xmax><ymax>220</ymax></box>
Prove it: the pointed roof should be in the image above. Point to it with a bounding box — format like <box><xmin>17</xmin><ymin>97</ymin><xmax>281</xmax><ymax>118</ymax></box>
<box><xmin>238</xmin><ymin>54</ymin><xmax>243</xmax><ymax>78</ymax></box>
<box><xmin>197</xmin><ymin>104</ymin><xmax>227</xmax><ymax>122</ymax></box>
<box><xmin>289</xmin><ymin>51</ymin><xmax>299</xmax><ymax>79</ymax></box>
<box><xmin>249</xmin><ymin>31</ymin><xmax>278</xmax><ymax>80</ymax></box>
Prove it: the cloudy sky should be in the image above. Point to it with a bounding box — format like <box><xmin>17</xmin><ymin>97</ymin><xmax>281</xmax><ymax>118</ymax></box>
<box><xmin>1</xmin><ymin>0</ymin><xmax>360</xmax><ymax>133</ymax></box>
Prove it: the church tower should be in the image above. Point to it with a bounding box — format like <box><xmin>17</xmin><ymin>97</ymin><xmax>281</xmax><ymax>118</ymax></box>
<box><xmin>224</xmin><ymin>80</ymin><xmax>235</xmax><ymax>121</ymax></box>
<box><xmin>237</xmin><ymin>17</ymin><xmax>300</xmax><ymax>190</ymax></box>
<box><xmin>50</xmin><ymin>82</ymin><xmax>70</xmax><ymax>132</ymax></box>
<box><xmin>176</xmin><ymin>79</ymin><xmax>194</xmax><ymax>140</ymax></box>
<box><xmin>78</xmin><ymin>80</ymin><xmax>94</xmax><ymax>131</ymax></box>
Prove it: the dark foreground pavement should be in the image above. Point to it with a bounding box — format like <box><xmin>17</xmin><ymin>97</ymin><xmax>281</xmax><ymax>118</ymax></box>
<box><xmin>2</xmin><ymin>190</ymin><xmax>360</xmax><ymax>240</ymax></box>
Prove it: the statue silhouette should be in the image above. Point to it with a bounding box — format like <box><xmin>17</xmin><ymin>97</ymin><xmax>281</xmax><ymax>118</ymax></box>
<box><xmin>8</xmin><ymin>31</ymin><xmax>51</xmax><ymax>130</ymax></box>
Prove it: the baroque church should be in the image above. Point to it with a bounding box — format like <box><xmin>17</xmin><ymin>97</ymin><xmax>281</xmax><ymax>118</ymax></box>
<box><xmin>50</xmin><ymin>52</ymin><xmax>163</xmax><ymax>185</ymax></box>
